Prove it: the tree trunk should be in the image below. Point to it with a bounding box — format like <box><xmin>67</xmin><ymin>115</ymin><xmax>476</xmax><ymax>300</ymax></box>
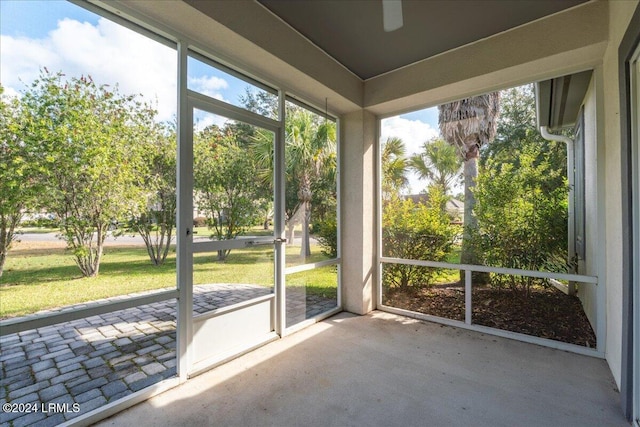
<box><xmin>300</xmin><ymin>200</ymin><xmax>311</xmax><ymax>259</ymax></box>
<box><xmin>0</xmin><ymin>212</ymin><xmax>21</xmax><ymax>278</ymax></box>
<box><xmin>138</xmin><ymin>221</ymin><xmax>173</xmax><ymax>266</ymax></box>
<box><xmin>460</xmin><ymin>156</ymin><xmax>489</xmax><ymax>284</ymax></box>
<box><xmin>286</xmin><ymin>222</ymin><xmax>295</xmax><ymax>246</ymax></box>
<box><xmin>70</xmin><ymin>224</ymin><xmax>107</xmax><ymax>277</ymax></box>
<box><xmin>298</xmin><ymin>173</ymin><xmax>312</xmax><ymax>259</ymax></box>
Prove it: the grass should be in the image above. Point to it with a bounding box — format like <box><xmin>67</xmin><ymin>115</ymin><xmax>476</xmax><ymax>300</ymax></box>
<box><xmin>432</xmin><ymin>247</ymin><xmax>462</xmax><ymax>284</ymax></box>
<box><xmin>1</xmin><ymin>241</ymin><xmax>336</xmax><ymax>319</ymax></box>
<box><xmin>16</xmin><ymin>226</ymin><xmax>59</xmax><ymax>234</ymax></box>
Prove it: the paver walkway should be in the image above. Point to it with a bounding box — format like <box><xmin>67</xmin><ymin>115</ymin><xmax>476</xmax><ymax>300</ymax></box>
<box><xmin>0</xmin><ymin>284</ymin><xmax>336</xmax><ymax>427</ymax></box>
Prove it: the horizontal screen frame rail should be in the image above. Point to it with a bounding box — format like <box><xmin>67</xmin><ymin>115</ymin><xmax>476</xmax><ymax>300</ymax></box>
<box><xmin>0</xmin><ymin>289</ymin><xmax>179</xmax><ymax>336</ymax></box>
<box><xmin>380</xmin><ymin>256</ymin><xmax>597</xmax><ymax>284</ymax></box>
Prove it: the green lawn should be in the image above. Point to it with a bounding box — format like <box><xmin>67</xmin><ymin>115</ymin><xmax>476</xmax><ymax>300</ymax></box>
<box><xmin>16</xmin><ymin>226</ymin><xmax>59</xmax><ymax>234</ymax></box>
<box><xmin>0</xmin><ymin>243</ymin><xmax>336</xmax><ymax>319</ymax></box>
<box><xmin>432</xmin><ymin>246</ymin><xmax>462</xmax><ymax>284</ymax></box>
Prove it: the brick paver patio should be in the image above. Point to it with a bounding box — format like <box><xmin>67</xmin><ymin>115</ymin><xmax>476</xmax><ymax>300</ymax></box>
<box><xmin>0</xmin><ymin>284</ymin><xmax>337</xmax><ymax>426</ymax></box>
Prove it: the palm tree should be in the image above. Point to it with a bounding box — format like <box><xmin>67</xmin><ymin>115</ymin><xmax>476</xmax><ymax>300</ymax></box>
<box><xmin>438</xmin><ymin>92</ymin><xmax>500</xmax><ymax>279</ymax></box>
<box><xmin>409</xmin><ymin>138</ymin><xmax>461</xmax><ymax>195</ymax></box>
<box><xmin>286</xmin><ymin>108</ymin><xmax>336</xmax><ymax>259</ymax></box>
<box><xmin>381</xmin><ymin>136</ymin><xmax>409</xmax><ymax>199</ymax></box>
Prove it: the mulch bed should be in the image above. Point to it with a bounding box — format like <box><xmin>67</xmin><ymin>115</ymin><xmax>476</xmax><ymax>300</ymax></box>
<box><xmin>383</xmin><ymin>285</ymin><xmax>596</xmax><ymax>348</ymax></box>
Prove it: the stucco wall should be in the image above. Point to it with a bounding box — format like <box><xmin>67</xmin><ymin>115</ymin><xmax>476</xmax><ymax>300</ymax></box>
<box><xmin>602</xmin><ymin>0</ymin><xmax>640</xmax><ymax>390</ymax></box>
<box><xmin>578</xmin><ymin>75</ymin><xmax>599</xmax><ymax>332</ymax></box>
<box><xmin>340</xmin><ymin>110</ymin><xmax>377</xmax><ymax>315</ymax></box>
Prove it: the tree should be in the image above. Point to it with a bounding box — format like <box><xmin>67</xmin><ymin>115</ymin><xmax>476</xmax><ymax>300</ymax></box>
<box><xmin>381</xmin><ymin>136</ymin><xmax>409</xmax><ymax>200</ymax></box>
<box><xmin>239</xmin><ymin>88</ymin><xmax>278</xmax><ymax>119</ymax></box>
<box><xmin>0</xmin><ymin>86</ymin><xmax>41</xmax><ymax>278</ymax></box>
<box><xmin>128</xmin><ymin>122</ymin><xmax>176</xmax><ymax>266</ymax></box>
<box><xmin>20</xmin><ymin>71</ymin><xmax>150</xmax><ymax>277</ymax></box>
<box><xmin>409</xmin><ymin>138</ymin><xmax>461</xmax><ymax>195</ymax></box>
<box><xmin>285</xmin><ymin>108</ymin><xmax>336</xmax><ymax>259</ymax></box>
<box><xmin>249</xmin><ymin>126</ymin><xmax>276</xmax><ymax>230</ymax></box>
<box><xmin>438</xmin><ymin>92</ymin><xmax>500</xmax><ymax>281</ymax></box>
<box><xmin>248</xmin><ymin>103</ymin><xmax>337</xmax><ymax>259</ymax></box>
<box><xmin>481</xmin><ymin>85</ymin><xmax>567</xmax><ymax>177</ymax></box>
<box><xmin>194</xmin><ymin>125</ymin><xmax>262</xmax><ymax>261</ymax></box>
<box><xmin>472</xmin><ymin>84</ymin><xmax>569</xmax><ymax>295</ymax></box>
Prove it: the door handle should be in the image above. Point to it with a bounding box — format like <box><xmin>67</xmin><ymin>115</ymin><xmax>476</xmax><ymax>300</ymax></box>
<box><xmin>244</xmin><ymin>238</ymin><xmax>286</xmax><ymax>247</ymax></box>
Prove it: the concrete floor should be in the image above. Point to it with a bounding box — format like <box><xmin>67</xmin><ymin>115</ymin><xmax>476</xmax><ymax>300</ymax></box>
<box><xmin>96</xmin><ymin>311</ymin><xmax>628</xmax><ymax>427</ymax></box>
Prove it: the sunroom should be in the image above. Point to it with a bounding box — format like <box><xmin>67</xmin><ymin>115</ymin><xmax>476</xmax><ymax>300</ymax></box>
<box><xmin>0</xmin><ymin>0</ymin><xmax>639</xmax><ymax>425</ymax></box>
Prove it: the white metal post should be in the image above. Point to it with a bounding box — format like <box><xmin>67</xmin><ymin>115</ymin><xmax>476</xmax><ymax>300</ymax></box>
<box><xmin>465</xmin><ymin>269</ymin><xmax>472</xmax><ymax>325</ymax></box>
<box><xmin>176</xmin><ymin>41</ymin><xmax>193</xmax><ymax>382</ymax></box>
<box><xmin>567</xmin><ymin>140</ymin><xmax>576</xmax><ymax>295</ymax></box>
<box><xmin>274</xmin><ymin>91</ymin><xmax>286</xmax><ymax>336</ymax></box>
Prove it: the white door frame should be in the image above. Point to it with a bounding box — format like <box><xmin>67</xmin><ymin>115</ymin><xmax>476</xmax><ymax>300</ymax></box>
<box><xmin>175</xmin><ymin>42</ymin><xmax>285</xmax><ymax>377</ymax></box>
<box><xmin>631</xmin><ymin>42</ymin><xmax>640</xmax><ymax>425</ymax></box>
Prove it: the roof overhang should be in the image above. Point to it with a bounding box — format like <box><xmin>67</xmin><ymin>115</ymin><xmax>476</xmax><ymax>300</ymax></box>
<box><xmin>535</xmin><ymin>69</ymin><xmax>593</xmax><ymax>131</ymax></box>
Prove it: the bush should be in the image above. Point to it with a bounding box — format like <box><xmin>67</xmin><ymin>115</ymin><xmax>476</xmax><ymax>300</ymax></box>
<box><xmin>472</xmin><ymin>146</ymin><xmax>569</xmax><ymax>296</ymax></box>
<box><xmin>382</xmin><ymin>189</ymin><xmax>456</xmax><ymax>290</ymax></box>
<box><xmin>313</xmin><ymin>214</ymin><xmax>337</xmax><ymax>258</ymax></box>
<box><xmin>20</xmin><ymin>216</ymin><xmax>57</xmax><ymax>228</ymax></box>
<box><xmin>193</xmin><ymin>216</ymin><xmax>207</xmax><ymax>227</ymax></box>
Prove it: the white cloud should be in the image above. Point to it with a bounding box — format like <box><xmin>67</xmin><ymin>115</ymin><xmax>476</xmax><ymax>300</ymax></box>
<box><xmin>380</xmin><ymin>116</ymin><xmax>438</xmax><ymax>156</ymax></box>
<box><xmin>188</xmin><ymin>75</ymin><xmax>228</xmax><ymax>102</ymax></box>
<box><xmin>1</xmin><ymin>17</ymin><xmax>178</xmax><ymax>122</ymax></box>
<box><xmin>380</xmin><ymin>116</ymin><xmax>439</xmax><ymax>194</ymax></box>
<box><xmin>193</xmin><ymin>111</ymin><xmax>229</xmax><ymax>132</ymax></box>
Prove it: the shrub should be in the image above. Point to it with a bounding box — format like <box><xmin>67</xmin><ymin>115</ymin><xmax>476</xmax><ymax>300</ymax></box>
<box><xmin>20</xmin><ymin>217</ymin><xmax>57</xmax><ymax>228</ymax></box>
<box><xmin>472</xmin><ymin>145</ymin><xmax>569</xmax><ymax>296</ymax></box>
<box><xmin>193</xmin><ymin>216</ymin><xmax>207</xmax><ymax>227</ymax></box>
<box><xmin>382</xmin><ymin>188</ymin><xmax>456</xmax><ymax>290</ymax></box>
<box><xmin>313</xmin><ymin>213</ymin><xmax>337</xmax><ymax>258</ymax></box>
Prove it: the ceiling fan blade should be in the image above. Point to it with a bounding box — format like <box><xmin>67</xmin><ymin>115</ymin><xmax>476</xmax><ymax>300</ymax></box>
<box><xmin>382</xmin><ymin>0</ymin><xmax>403</xmax><ymax>32</ymax></box>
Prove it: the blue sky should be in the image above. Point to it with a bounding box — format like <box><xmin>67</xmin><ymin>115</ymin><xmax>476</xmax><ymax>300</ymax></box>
<box><xmin>1</xmin><ymin>0</ymin><xmax>96</xmax><ymax>38</ymax></box>
<box><xmin>1</xmin><ymin>0</ymin><xmax>438</xmax><ymax>192</ymax></box>
<box><xmin>1</xmin><ymin>0</ymin><xmax>254</xmax><ymax>124</ymax></box>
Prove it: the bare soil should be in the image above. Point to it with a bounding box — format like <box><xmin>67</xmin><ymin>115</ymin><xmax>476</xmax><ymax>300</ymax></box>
<box><xmin>383</xmin><ymin>285</ymin><xmax>596</xmax><ymax>348</ymax></box>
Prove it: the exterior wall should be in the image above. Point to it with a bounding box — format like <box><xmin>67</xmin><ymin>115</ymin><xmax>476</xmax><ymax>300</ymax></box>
<box><xmin>340</xmin><ymin>110</ymin><xmax>377</xmax><ymax>314</ymax></box>
<box><xmin>602</xmin><ymin>0</ymin><xmax>640</xmax><ymax>390</ymax></box>
<box><xmin>578</xmin><ymin>75</ymin><xmax>598</xmax><ymax>331</ymax></box>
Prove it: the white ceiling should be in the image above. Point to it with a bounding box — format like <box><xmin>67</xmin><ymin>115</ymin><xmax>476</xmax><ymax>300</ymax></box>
<box><xmin>258</xmin><ymin>0</ymin><xmax>588</xmax><ymax>80</ymax></box>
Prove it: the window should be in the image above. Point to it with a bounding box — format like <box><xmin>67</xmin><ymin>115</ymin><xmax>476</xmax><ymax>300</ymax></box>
<box><xmin>283</xmin><ymin>99</ymin><xmax>340</xmax><ymax>329</ymax></box>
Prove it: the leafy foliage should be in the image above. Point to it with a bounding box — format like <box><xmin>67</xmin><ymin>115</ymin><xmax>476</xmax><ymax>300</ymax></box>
<box><xmin>381</xmin><ymin>136</ymin><xmax>409</xmax><ymax>199</ymax></box>
<box><xmin>473</xmin><ymin>85</ymin><xmax>569</xmax><ymax>295</ymax></box>
<box><xmin>19</xmin><ymin>71</ymin><xmax>151</xmax><ymax>277</ymax></box>
<box><xmin>194</xmin><ymin>125</ymin><xmax>262</xmax><ymax>260</ymax></box>
<box><xmin>409</xmin><ymin>138</ymin><xmax>461</xmax><ymax>195</ymax></box>
<box><xmin>126</xmin><ymin>122</ymin><xmax>176</xmax><ymax>266</ymax></box>
<box><xmin>313</xmin><ymin>212</ymin><xmax>337</xmax><ymax>258</ymax></box>
<box><xmin>0</xmin><ymin>86</ymin><xmax>41</xmax><ymax>277</ymax></box>
<box><xmin>285</xmin><ymin>107</ymin><xmax>336</xmax><ymax>259</ymax></box>
<box><xmin>382</xmin><ymin>189</ymin><xmax>456</xmax><ymax>289</ymax></box>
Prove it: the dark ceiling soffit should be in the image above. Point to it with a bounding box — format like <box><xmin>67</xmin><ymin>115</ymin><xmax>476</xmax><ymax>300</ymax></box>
<box><xmin>258</xmin><ymin>0</ymin><xmax>588</xmax><ymax>80</ymax></box>
<box><xmin>535</xmin><ymin>70</ymin><xmax>593</xmax><ymax>130</ymax></box>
